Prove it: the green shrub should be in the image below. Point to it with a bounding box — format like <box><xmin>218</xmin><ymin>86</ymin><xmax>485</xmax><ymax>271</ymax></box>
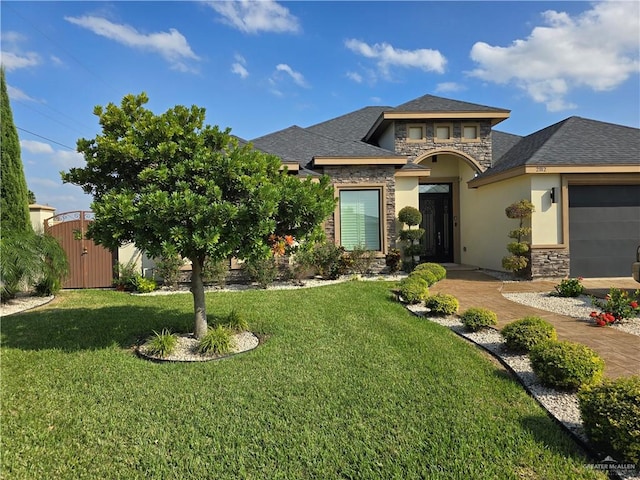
<box><xmin>554</xmin><ymin>277</ymin><xmax>584</xmax><ymax>297</ymax></box>
<box><xmin>384</xmin><ymin>248</ymin><xmax>402</xmax><ymax>273</ymax></box>
<box><xmin>460</xmin><ymin>307</ymin><xmax>498</xmax><ymax>332</ymax></box>
<box><xmin>113</xmin><ymin>261</ymin><xmax>140</xmax><ymax>291</ymax></box>
<box><xmin>414</xmin><ymin>263</ymin><xmax>447</xmax><ymax>282</ymax></box>
<box><xmin>202</xmin><ymin>258</ymin><xmax>228</xmax><ymax>287</ymax></box>
<box><xmin>348</xmin><ymin>245</ymin><xmax>376</xmax><ymax>275</ymax></box>
<box><xmin>529</xmin><ymin>341</ymin><xmax>605</xmax><ymax>391</ymax></box>
<box><xmin>154</xmin><ymin>253</ymin><xmax>184</xmax><ymax>289</ymax></box>
<box><xmin>591</xmin><ymin>287</ymin><xmax>640</xmax><ymax>322</ymax></box>
<box><xmin>224</xmin><ymin>309</ymin><xmax>249</xmax><ymax>332</ymax></box>
<box><xmin>501</xmin><ymin>316</ymin><xmax>557</xmax><ymax>353</ymax></box>
<box><xmin>409</xmin><ymin>269</ymin><xmax>437</xmax><ymax>287</ymax></box>
<box><xmin>197</xmin><ymin>325</ymin><xmax>235</xmax><ymax>355</ymax></box>
<box><xmin>399</xmin><ymin>229</ymin><xmax>425</xmax><ymax>243</ymax></box>
<box><xmin>145</xmin><ymin>329</ymin><xmax>178</xmax><ymax>358</ymax></box>
<box><xmin>135</xmin><ymin>277</ymin><xmax>157</xmax><ymax>293</ymax></box>
<box><xmin>398</xmin><ymin>276</ymin><xmax>429</xmax><ymax>304</ymax></box>
<box><xmin>244</xmin><ymin>256</ymin><xmax>279</xmax><ymax>288</ymax></box>
<box><xmin>310</xmin><ymin>243</ymin><xmax>349</xmax><ymax>279</ymax></box>
<box><xmin>578</xmin><ymin>376</ymin><xmax>640</xmax><ymax>465</ymax></box>
<box><xmin>425</xmin><ymin>293</ymin><xmax>459</xmax><ymax>316</ymax></box>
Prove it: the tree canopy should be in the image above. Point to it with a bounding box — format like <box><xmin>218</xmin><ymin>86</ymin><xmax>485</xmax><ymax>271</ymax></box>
<box><xmin>62</xmin><ymin>93</ymin><xmax>336</xmax><ymax>337</ymax></box>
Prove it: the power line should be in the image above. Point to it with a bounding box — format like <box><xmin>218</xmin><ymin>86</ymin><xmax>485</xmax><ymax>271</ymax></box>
<box><xmin>16</xmin><ymin>126</ymin><xmax>77</xmax><ymax>151</ymax></box>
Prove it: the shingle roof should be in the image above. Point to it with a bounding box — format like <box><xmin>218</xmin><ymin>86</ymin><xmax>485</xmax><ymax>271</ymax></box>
<box><xmin>480</xmin><ymin>116</ymin><xmax>640</xmax><ymax>178</ymax></box>
<box><xmin>394</xmin><ymin>94</ymin><xmax>509</xmax><ymax>114</ymax></box>
<box><xmin>307</xmin><ymin>106</ymin><xmax>389</xmax><ymax>142</ymax></box>
<box><xmin>492</xmin><ymin>131</ymin><xmax>523</xmax><ymax>164</ymax></box>
<box><xmin>251</xmin><ymin>125</ymin><xmax>403</xmax><ymax>169</ymax></box>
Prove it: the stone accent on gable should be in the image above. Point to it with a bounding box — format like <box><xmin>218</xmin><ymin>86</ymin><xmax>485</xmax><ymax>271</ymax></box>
<box><xmin>394</xmin><ymin>120</ymin><xmax>493</xmax><ymax>170</ymax></box>
<box><xmin>323</xmin><ymin>165</ymin><xmax>397</xmax><ymax>252</ymax></box>
<box><xmin>530</xmin><ymin>248</ymin><xmax>571</xmax><ymax>279</ymax></box>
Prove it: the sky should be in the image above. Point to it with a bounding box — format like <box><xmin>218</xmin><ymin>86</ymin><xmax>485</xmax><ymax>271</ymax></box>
<box><xmin>2</xmin><ymin>1</ymin><xmax>639</xmax><ymax>214</ymax></box>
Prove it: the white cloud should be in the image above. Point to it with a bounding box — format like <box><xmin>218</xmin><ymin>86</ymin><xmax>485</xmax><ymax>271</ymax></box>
<box><xmin>231</xmin><ymin>54</ymin><xmax>248</xmax><ymax>78</ymax></box>
<box><xmin>7</xmin><ymin>84</ymin><xmax>36</xmax><ymax>102</ymax></box>
<box><xmin>469</xmin><ymin>1</ymin><xmax>640</xmax><ymax>111</ymax></box>
<box><xmin>346</xmin><ymin>71</ymin><xmax>363</xmax><ymax>83</ymax></box>
<box><xmin>20</xmin><ymin>140</ymin><xmax>55</xmax><ymax>154</ymax></box>
<box><xmin>207</xmin><ymin>0</ymin><xmax>300</xmax><ymax>34</ymax></box>
<box><xmin>52</xmin><ymin>150</ymin><xmax>85</xmax><ymax>170</ymax></box>
<box><xmin>345</xmin><ymin>39</ymin><xmax>446</xmax><ymax>77</ymax></box>
<box><xmin>0</xmin><ymin>51</ymin><xmax>40</xmax><ymax>71</ymax></box>
<box><xmin>435</xmin><ymin>82</ymin><xmax>466</xmax><ymax>93</ymax></box>
<box><xmin>50</xmin><ymin>55</ymin><xmax>64</xmax><ymax>66</ymax></box>
<box><xmin>65</xmin><ymin>15</ymin><xmax>200</xmax><ymax>72</ymax></box>
<box><xmin>275</xmin><ymin>63</ymin><xmax>308</xmax><ymax>88</ymax></box>
<box><xmin>1</xmin><ymin>31</ymin><xmax>27</xmax><ymax>44</ymax></box>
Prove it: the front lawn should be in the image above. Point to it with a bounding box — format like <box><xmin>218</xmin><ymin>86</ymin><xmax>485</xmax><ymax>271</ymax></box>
<box><xmin>1</xmin><ymin>282</ymin><xmax>605</xmax><ymax>479</ymax></box>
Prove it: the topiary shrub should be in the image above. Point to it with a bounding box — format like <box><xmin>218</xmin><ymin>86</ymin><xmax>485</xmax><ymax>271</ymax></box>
<box><xmin>501</xmin><ymin>316</ymin><xmax>557</xmax><ymax>353</ymax></box>
<box><xmin>529</xmin><ymin>341</ymin><xmax>605</xmax><ymax>391</ymax></box>
<box><xmin>409</xmin><ymin>269</ymin><xmax>437</xmax><ymax>287</ymax></box>
<box><xmin>425</xmin><ymin>293</ymin><xmax>459</xmax><ymax>315</ymax></box>
<box><xmin>460</xmin><ymin>307</ymin><xmax>498</xmax><ymax>332</ymax></box>
<box><xmin>398</xmin><ymin>276</ymin><xmax>429</xmax><ymax>304</ymax></box>
<box><xmin>414</xmin><ymin>263</ymin><xmax>447</xmax><ymax>282</ymax></box>
<box><xmin>578</xmin><ymin>376</ymin><xmax>640</xmax><ymax>465</ymax></box>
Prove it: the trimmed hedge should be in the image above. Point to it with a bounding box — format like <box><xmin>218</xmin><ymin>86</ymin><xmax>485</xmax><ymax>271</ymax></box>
<box><xmin>460</xmin><ymin>307</ymin><xmax>498</xmax><ymax>332</ymax></box>
<box><xmin>578</xmin><ymin>376</ymin><xmax>640</xmax><ymax>465</ymax></box>
<box><xmin>425</xmin><ymin>293</ymin><xmax>459</xmax><ymax>316</ymax></box>
<box><xmin>409</xmin><ymin>270</ymin><xmax>437</xmax><ymax>287</ymax></box>
<box><xmin>414</xmin><ymin>263</ymin><xmax>447</xmax><ymax>282</ymax></box>
<box><xmin>501</xmin><ymin>316</ymin><xmax>557</xmax><ymax>353</ymax></box>
<box><xmin>398</xmin><ymin>276</ymin><xmax>429</xmax><ymax>304</ymax></box>
<box><xmin>529</xmin><ymin>341</ymin><xmax>604</xmax><ymax>391</ymax></box>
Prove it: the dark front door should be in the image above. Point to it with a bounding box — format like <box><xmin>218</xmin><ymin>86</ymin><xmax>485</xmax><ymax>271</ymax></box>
<box><xmin>419</xmin><ymin>184</ymin><xmax>453</xmax><ymax>263</ymax></box>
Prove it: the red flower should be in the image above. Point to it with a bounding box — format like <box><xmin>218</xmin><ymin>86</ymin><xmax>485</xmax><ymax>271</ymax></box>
<box><xmin>590</xmin><ymin>311</ymin><xmax>598</xmax><ymax>318</ymax></box>
<box><xmin>596</xmin><ymin>319</ymin><xmax>606</xmax><ymax>327</ymax></box>
<box><xmin>630</xmin><ymin>301</ymin><xmax>638</xmax><ymax>309</ymax></box>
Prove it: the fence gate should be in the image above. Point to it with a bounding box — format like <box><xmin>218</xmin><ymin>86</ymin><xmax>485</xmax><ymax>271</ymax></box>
<box><xmin>45</xmin><ymin>211</ymin><xmax>114</xmax><ymax>288</ymax></box>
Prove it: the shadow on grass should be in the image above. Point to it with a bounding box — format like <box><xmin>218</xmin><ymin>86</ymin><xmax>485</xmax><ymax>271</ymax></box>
<box><xmin>0</xmin><ymin>306</ymin><xmax>193</xmax><ymax>352</ymax></box>
<box><xmin>519</xmin><ymin>414</ymin><xmax>596</xmax><ymax>462</ymax></box>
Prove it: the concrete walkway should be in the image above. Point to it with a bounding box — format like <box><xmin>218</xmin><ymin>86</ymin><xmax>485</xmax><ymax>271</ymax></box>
<box><xmin>429</xmin><ymin>270</ymin><xmax>639</xmax><ymax>379</ymax></box>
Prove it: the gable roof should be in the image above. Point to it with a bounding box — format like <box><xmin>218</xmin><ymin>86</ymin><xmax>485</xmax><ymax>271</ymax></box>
<box><xmin>470</xmin><ymin>116</ymin><xmax>640</xmax><ymax>187</ymax></box>
<box><xmin>394</xmin><ymin>94</ymin><xmax>510</xmax><ymax>114</ymax></box>
<box><xmin>251</xmin><ymin>124</ymin><xmax>404</xmax><ymax>169</ymax></box>
<box><xmin>307</xmin><ymin>106</ymin><xmax>389</xmax><ymax>142</ymax></box>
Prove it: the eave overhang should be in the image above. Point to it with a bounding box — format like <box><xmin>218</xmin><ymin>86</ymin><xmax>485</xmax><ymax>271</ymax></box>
<box><xmin>313</xmin><ymin>156</ymin><xmax>408</xmax><ymax>166</ymax></box>
<box><xmin>468</xmin><ymin>164</ymin><xmax>640</xmax><ymax>188</ymax></box>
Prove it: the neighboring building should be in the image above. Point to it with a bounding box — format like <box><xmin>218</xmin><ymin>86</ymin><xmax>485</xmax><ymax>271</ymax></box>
<box><xmin>251</xmin><ymin>94</ymin><xmax>640</xmax><ymax>278</ymax></box>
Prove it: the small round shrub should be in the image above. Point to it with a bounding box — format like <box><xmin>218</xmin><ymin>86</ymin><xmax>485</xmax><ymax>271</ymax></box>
<box><xmin>399</xmin><ymin>229</ymin><xmax>425</xmax><ymax>243</ymax></box>
<box><xmin>414</xmin><ymin>263</ymin><xmax>447</xmax><ymax>282</ymax></box>
<box><xmin>425</xmin><ymin>293</ymin><xmax>459</xmax><ymax>315</ymax></box>
<box><xmin>460</xmin><ymin>307</ymin><xmax>498</xmax><ymax>332</ymax></box>
<box><xmin>409</xmin><ymin>269</ymin><xmax>437</xmax><ymax>287</ymax></box>
<box><xmin>529</xmin><ymin>341</ymin><xmax>605</xmax><ymax>391</ymax></box>
<box><xmin>578</xmin><ymin>376</ymin><xmax>640</xmax><ymax>465</ymax></box>
<box><xmin>554</xmin><ymin>277</ymin><xmax>584</xmax><ymax>297</ymax></box>
<box><xmin>197</xmin><ymin>325</ymin><xmax>235</xmax><ymax>355</ymax></box>
<box><xmin>501</xmin><ymin>316</ymin><xmax>557</xmax><ymax>353</ymax></box>
<box><xmin>398</xmin><ymin>206</ymin><xmax>422</xmax><ymax>227</ymax></box>
<box><xmin>398</xmin><ymin>276</ymin><xmax>429</xmax><ymax>304</ymax></box>
<box><xmin>135</xmin><ymin>277</ymin><xmax>157</xmax><ymax>293</ymax></box>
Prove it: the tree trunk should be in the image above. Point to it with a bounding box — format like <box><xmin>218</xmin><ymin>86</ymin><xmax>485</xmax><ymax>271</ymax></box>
<box><xmin>190</xmin><ymin>257</ymin><xmax>208</xmax><ymax>339</ymax></box>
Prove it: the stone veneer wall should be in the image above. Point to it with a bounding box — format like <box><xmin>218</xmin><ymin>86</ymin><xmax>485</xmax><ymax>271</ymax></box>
<box><xmin>394</xmin><ymin>120</ymin><xmax>493</xmax><ymax>170</ymax></box>
<box><xmin>530</xmin><ymin>248</ymin><xmax>570</xmax><ymax>278</ymax></box>
<box><xmin>323</xmin><ymin>165</ymin><xmax>397</xmax><ymax>252</ymax></box>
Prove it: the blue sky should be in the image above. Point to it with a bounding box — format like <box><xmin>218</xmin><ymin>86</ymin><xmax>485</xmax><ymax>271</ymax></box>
<box><xmin>2</xmin><ymin>1</ymin><xmax>639</xmax><ymax>213</ymax></box>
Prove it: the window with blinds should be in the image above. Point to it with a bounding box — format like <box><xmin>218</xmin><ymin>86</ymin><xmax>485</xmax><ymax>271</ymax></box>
<box><xmin>339</xmin><ymin>189</ymin><xmax>381</xmax><ymax>251</ymax></box>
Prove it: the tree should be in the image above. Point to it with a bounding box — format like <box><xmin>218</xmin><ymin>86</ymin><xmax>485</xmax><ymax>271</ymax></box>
<box><xmin>62</xmin><ymin>93</ymin><xmax>336</xmax><ymax>338</ymax></box>
<box><xmin>1</xmin><ymin>67</ymin><xmax>31</xmax><ymax>234</ymax></box>
<box><xmin>398</xmin><ymin>206</ymin><xmax>424</xmax><ymax>271</ymax></box>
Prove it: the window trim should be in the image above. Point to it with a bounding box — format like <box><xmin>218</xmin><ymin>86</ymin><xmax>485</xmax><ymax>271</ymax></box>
<box><xmin>461</xmin><ymin>123</ymin><xmax>480</xmax><ymax>142</ymax></box>
<box><xmin>434</xmin><ymin>123</ymin><xmax>453</xmax><ymax>143</ymax></box>
<box><xmin>334</xmin><ymin>184</ymin><xmax>387</xmax><ymax>253</ymax></box>
<box><xmin>406</xmin><ymin>123</ymin><xmax>426</xmax><ymax>143</ymax></box>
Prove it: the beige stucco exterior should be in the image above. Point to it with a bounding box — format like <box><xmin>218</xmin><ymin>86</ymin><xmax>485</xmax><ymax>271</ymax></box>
<box><xmin>530</xmin><ymin>175</ymin><xmax>563</xmax><ymax>246</ymax></box>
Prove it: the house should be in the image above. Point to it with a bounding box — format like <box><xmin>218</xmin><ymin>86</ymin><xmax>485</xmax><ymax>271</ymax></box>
<box><xmin>251</xmin><ymin>94</ymin><xmax>640</xmax><ymax>278</ymax></box>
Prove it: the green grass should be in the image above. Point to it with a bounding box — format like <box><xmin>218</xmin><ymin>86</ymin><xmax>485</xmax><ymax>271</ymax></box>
<box><xmin>1</xmin><ymin>283</ymin><xmax>605</xmax><ymax>479</ymax></box>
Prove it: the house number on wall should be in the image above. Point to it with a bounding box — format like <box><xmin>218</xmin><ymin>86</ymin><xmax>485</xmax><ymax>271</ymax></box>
<box><xmin>536</xmin><ymin>166</ymin><xmax>547</xmax><ymax>172</ymax></box>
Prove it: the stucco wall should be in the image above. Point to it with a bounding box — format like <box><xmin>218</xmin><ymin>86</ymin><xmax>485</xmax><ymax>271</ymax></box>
<box><xmin>378</xmin><ymin>124</ymin><xmax>395</xmax><ymax>151</ymax></box>
<box><xmin>530</xmin><ymin>175</ymin><xmax>563</xmax><ymax>245</ymax></box>
<box><xmin>460</xmin><ymin>172</ymin><xmax>532</xmax><ymax>271</ymax></box>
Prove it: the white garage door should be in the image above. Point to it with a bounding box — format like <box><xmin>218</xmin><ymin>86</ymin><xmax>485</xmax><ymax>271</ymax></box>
<box><xmin>569</xmin><ymin>184</ymin><xmax>640</xmax><ymax>278</ymax></box>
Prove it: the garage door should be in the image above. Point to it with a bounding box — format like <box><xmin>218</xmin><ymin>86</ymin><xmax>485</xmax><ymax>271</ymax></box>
<box><xmin>569</xmin><ymin>185</ymin><xmax>640</xmax><ymax>278</ymax></box>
